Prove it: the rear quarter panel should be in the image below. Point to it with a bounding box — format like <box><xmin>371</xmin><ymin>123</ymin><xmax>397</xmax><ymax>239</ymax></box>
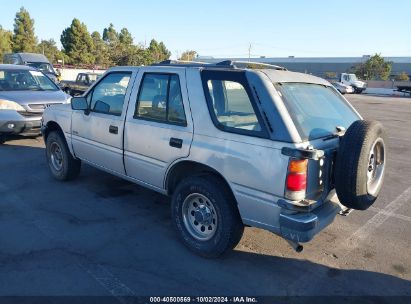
<box><xmin>182</xmin><ymin>69</ymin><xmax>297</xmax><ymax>232</ymax></box>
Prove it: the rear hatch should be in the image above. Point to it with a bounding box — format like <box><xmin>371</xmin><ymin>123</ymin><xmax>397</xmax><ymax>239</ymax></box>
<box><xmin>275</xmin><ymin>82</ymin><xmax>362</xmax><ymax>203</ymax></box>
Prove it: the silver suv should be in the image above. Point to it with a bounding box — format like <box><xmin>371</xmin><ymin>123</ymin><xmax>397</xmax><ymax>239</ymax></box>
<box><xmin>41</xmin><ymin>61</ymin><xmax>386</xmax><ymax>257</ymax></box>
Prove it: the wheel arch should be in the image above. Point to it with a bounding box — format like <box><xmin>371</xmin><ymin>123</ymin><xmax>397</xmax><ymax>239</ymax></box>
<box><xmin>166</xmin><ymin>160</ymin><xmax>236</xmax><ymax>200</ymax></box>
<box><xmin>43</xmin><ymin>120</ymin><xmax>75</xmax><ymax>156</ymax></box>
<box><xmin>44</xmin><ymin>120</ymin><xmax>64</xmax><ymax>141</ymax></box>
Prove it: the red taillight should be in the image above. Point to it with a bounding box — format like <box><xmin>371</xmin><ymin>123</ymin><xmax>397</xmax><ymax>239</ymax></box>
<box><xmin>285</xmin><ymin>159</ymin><xmax>308</xmax><ymax>199</ymax></box>
<box><xmin>286</xmin><ymin>173</ymin><xmax>307</xmax><ymax>191</ymax></box>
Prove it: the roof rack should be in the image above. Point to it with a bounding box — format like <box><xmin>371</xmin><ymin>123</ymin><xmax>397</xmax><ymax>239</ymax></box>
<box><xmin>151</xmin><ymin>59</ymin><xmax>287</xmax><ymax>71</ymax></box>
<box><xmin>151</xmin><ymin>60</ymin><xmax>211</xmax><ymax>68</ymax></box>
<box><xmin>216</xmin><ymin>60</ymin><xmax>287</xmax><ymax>70</ymax></box>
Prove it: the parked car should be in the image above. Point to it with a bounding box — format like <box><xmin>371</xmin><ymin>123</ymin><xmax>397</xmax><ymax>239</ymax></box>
<box><xmin>61</xmin><ymin>72</ymin><xmax>102</xmax><ymax>96</ymax></box>
<box><xmin>3</xmin><ymin>53</ymin><xmax>58</xmax><ymax>84</ymax></box>
<box><xmin>41</xmin><ymin>60</ymin><xmax>386</xmax><ymax>258</ymax></box>
<box><xmin>332</xmin><ymin>81</ymin><xmax>354</xmax><ymax>94</ymax></box>
<box><xmin>0</xmin><ymin>64</ymin><xmax>70</xmax><ymax>143</ymax></box>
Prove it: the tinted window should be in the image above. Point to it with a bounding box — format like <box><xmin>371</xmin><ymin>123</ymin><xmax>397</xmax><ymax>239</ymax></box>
<box><xmin>135</xmin><ymin>73</ymin><xmax>186</xmax><ymax>125</ymax></box>
<box><xmin>277</xmin><ymin>83</ymin><xmax>360</xmax><ymax>140</ymax></box>
<box><xmin>89</xmin><ymin>72</ymin><xmax>131</xmax><ymax>116</ymax></box>
<box><xmin>206</xmin><ymin>79</ymin><xmax>261</xmax><ymax>132</ymax></box>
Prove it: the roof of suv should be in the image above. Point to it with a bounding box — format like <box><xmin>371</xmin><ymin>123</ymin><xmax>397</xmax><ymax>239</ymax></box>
<box><xmin>0</xmin><ymin>64</ymin><xmax>36</xmax><ymax>71</ymax></box>
<box><xmin>109</xmin><ymin>60</ymin><xmax>332</xmax><ymax>86</ymax></box>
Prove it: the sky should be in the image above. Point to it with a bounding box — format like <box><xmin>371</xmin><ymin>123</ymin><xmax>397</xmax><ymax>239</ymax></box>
<box><xmin>0</xmin><ymin>0</ymin><xmax>410</xmax><ymax>59</ymax></box>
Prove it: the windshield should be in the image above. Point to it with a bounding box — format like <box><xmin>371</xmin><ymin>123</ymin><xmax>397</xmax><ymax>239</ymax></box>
<box><xmin>0</xmin><ymin>69</ymin><xmax>59</xmax><ymax>91</ymax></box>
<box><xmin>26</xmin><ymin>62</ymin><xmax>55</xmax><ymax>74</ymax></box>
<box><xmin>276</xmin><ymin>83</ymin><xmax>360</xmax><ymax>141</ymax></box>
<box><xmin>89</xmin><ymin>74</ymin><xmax>98</xmax><ymax>82</ymax></box>
<box><xmin>349</xmin><ymin>74</ymin><xmax>358</xmax><ymax>81</ymax></box>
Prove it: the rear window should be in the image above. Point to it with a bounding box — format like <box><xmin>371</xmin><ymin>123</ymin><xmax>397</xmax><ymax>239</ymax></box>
<box><xmin>276</xmin><ymin>83</ymin><xmax>360</xmax><ymax>140</ymax></box>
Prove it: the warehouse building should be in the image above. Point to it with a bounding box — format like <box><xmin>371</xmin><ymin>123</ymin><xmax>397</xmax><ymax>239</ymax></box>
<box><xmin>196</xmin><ymin>56</ymin><xmax>411</xmax><ymax>79</ymax></box>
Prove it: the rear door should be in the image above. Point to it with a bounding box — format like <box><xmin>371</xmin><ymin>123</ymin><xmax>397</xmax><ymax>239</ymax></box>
<box><xmin>71</xmin><ymin>70</ymin><xmax>135</xmax><ymax>175</ymax></box>
<box><xmin>124</xmin><ymin>67</ymin><xmax>193</xmax><ymax>189</ymax></box>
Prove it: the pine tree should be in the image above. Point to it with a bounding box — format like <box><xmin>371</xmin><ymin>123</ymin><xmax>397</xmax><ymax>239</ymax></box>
<box><xmin>12</xmin><ymin>7</ymin><xmax>37</xmax><ymax>52</ymax></box>
<box><xmin>61</xmin><ymin>18</ymin><xmax>95</xmax><ymax>65</ymax></box>
<box><xmin>148</xmin><ymin>39</ymin><xmax>171</xmax><ymax>63</ymax></box>
<box><xmin>36</xmin><ymin>39</ymin><xmax>64</xmax><ymax>63</ymax></box>
<box><xmin>0</xmin><ymin>25</ymin><xmax>13</xmax><ymax>61</ymax></box>
<box><xmin>91</xmin><ymin>31</ymin><xmax>110</xmax><ymax>67</ymax></box>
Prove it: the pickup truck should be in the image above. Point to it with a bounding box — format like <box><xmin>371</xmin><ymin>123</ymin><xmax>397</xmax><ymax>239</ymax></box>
<box><xmin>41</xmin><ymin>60</ymin><xmax>386</xmax><ymax>258</ymax></box>
<box><xmin>61</xmin><ymin>72</ymin><xmax>101</xmax><ymax>96</ymax></box>
<box><xmin>340</xmin><ymin>73</ymin><xmax>367</xmax><ymax>93</ymax></box>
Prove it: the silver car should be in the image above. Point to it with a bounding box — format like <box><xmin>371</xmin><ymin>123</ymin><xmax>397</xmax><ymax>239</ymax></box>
<box><xmin>0</xmin><ymin>64</ymin><xmax>69</xmax><ymax>143</ymax></box>
<box><xmin>41</xmin><ymin>61</ymin><xmax>386</xmax><ymax>258</ymax></box>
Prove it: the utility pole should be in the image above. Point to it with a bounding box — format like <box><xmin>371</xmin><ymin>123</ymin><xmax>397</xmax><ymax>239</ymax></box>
<box><xmin>248</xmin><ymin>43</ymin><xmax>252</xmax><ymax>62</ymax></box>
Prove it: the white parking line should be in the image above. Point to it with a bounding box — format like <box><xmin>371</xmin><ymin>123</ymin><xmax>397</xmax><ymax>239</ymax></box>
<box><xmin>368</xmin><ymin>206</ymin><xmax>411</xmax><ymax>223</ymax></box>
<box><xmin>347</xmin><ymin>186</ymin><xmax>411</xmax><ymax>248</ymax></box>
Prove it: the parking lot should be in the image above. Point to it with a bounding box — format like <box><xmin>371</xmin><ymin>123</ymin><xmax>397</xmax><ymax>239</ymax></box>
<box><xmin>0</xmin><ymin>94</ymin><xmax>410</xmax><ymax>297</ymax></box>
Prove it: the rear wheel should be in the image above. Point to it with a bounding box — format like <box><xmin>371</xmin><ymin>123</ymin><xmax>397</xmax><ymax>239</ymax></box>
<box><xmin>335</xmin><ymin>120</ymin><xmax>386</xmax><ymax>210</ymax></box>
<box><xmin>171</xmin><ymin>176</ymin><xmax>244</xmax><ymax>258</ymax></box>
<box><xmin>46</xmin><ymin>131</ymin><xmax>81</xmax><ymax>181</ymax></box>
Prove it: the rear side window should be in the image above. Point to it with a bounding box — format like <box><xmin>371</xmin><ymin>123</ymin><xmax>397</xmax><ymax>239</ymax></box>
<box><xmin>135</xmin><ymin>73</ymin><xmax>186</xmax><ymax>126</ymax></box>
<box><xmin>202</xmin><ymin>71</ymin><xmax>267</xmax><ymax>137</ymax></box>
<box><xmin>277</xmin><ymin>83</ymin><xmax>360</xmax><ymax>140</ymax></box>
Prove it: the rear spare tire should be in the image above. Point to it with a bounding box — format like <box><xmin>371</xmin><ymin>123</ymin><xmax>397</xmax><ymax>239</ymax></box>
<box><xmin>335</xmin><ymin>120</ymin><xmax>386</xmax><ymax>210</ymax></box>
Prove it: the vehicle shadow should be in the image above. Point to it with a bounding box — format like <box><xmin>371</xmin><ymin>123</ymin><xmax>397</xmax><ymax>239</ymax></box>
<box><xmin>0</xmin><ymin>143</ymin><xmax>410</xmax><ymax>298</ymax></box>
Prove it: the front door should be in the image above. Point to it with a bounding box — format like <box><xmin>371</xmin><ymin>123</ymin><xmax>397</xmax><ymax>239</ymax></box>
<box><xmin>71</xmin><ymin>71</ymin><xmax>134</xmax><ymax>175</ymax></box>
<box><xmin>124</xmin><ymin>68</ymin><xmax>193</xmax><ymax>189</ymax></box>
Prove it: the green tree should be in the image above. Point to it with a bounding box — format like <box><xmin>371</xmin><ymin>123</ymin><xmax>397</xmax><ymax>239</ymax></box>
<box><xmin>324</xmin><ymin>71</ymin><xmax>337</xmax><ymax>79</ymax></box>
<box><xmin>103</xmin><ymin>23</ymin><xmax>119</xmax><ymax>44</ymax></box>
<box><xmin>119</xmin><ymin>28</ymin><xmax>133</xmax><ymax>46</ymax></box>
<box><xmin>0</xmin><ymin>26</ymin><xmax>13</xmax><ymax>62</ymax></box>
<box><xmin>36</xmin><ymin>39</ymin><xmax>64</xmax><ymax>63</ymax></box>
<box><xmin>179</xmin><ymin>50</ymin><xmax>197</xmax><ymax>61</ymax></box>
<box><xmin>12</xmin><ymin>7</ymin><xmax>37</xmax><ymax>52</ymax></box>
<box><xmin>61</xmin><ymin>18</ymin><xmax>95</xmax><ymax>65</ymax></box>
<box><xmin>395</xmin><ymin>72</ymin><xmax>409</xmax><ymax>81</ymax></box>
<box><xmin>353</xmin><ymin>54</ymin><xmax>392</xmax><ymax>80</ymax></box>
<box><xmin>148</xmin><ymin>39</ymin><xmax>171</xmax><ymax>63</ymax></box>
<box><xmin>91</xmin><ymin>31</ymin><xmax>110</xmax><ymax>67</ymax></box>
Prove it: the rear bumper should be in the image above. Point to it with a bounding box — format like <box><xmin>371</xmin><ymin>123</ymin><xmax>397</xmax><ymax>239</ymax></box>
<box><xmin>279</xmin><ymin>200</ymin><xmax>341</xmax><ymax>242</ymax></box>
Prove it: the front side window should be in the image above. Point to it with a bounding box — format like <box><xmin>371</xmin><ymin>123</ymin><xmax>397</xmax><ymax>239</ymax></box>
<box><xmin>202</xmin><ymin>72</ymin><xmax>263</xmax><ymax>135</ymax></box>
<box><xmin>135</xmin><ymin>73</ymin><xmax>186</xmax><ymax>125</ymax></box>
<box><xmin>89</xmin><ymin>72</ymin><xmax>131</xmax><ymax>116</ymax></box>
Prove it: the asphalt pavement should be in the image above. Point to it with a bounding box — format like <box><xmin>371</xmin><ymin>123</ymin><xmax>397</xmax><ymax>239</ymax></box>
<box><xmin>0</xmin><ymin>94</ymin><xmax>410</xmax><ymax>298</ymax></box>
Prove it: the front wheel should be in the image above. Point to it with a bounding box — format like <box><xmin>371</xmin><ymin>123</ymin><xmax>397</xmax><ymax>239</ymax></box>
<box><xmin>171</xmin><ymin>176</ymin><xmax>244</xmax><ymax>258</ymax></box>
<box><xmin>46</xmin><ymin>131</ymin><xmax>81</xmax><ymax>181</ymax></box>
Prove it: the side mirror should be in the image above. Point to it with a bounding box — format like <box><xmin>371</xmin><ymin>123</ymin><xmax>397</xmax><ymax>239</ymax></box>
<box><xmin>71</xmin><ymin>97</ymin><xmax>88</xmax><ymax>112</ymax></box>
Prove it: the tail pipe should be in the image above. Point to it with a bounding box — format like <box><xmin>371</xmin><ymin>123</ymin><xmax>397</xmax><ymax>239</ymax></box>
<box><xmin>286</xmin><ymin>240</ymin><xmax>303</xmax><ymax>253</ymax></box>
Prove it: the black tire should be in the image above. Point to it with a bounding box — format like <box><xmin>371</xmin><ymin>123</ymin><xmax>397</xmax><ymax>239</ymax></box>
<box><xmin>171</xmin><ymin>176</ymin><xmax>244</xmax><ymax>258</ymax></box>
<box><xmin>46</xmin><ymin>131</ymin><xmax>81</xmax><ymax>181</ymax></box>
<box><xmin>335</xmin><ymin>120</ymin><xmax>386</xmax><ymax>210</ymax></box>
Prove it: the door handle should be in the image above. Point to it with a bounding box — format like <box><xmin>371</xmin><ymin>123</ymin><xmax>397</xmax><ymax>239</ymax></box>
<box><xmin>169</xmin><ymin>137</ymin><xmax>183</xmax><ymax>148</ymax></box>
<box><xmin>109</xmin><ymin>125</ymin><xmax>118</xmax><ymax>134</ymax></box>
